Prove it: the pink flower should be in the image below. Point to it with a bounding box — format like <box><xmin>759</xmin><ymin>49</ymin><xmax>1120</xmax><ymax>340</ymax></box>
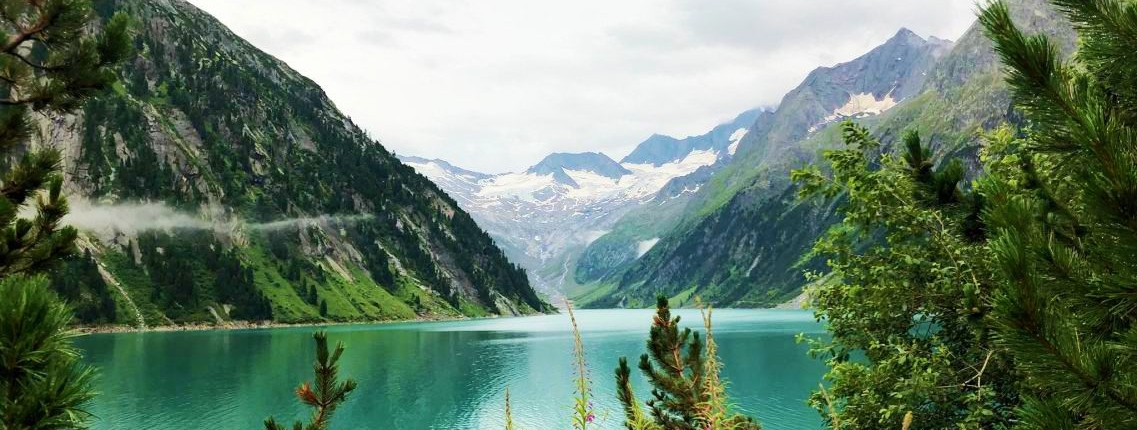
<box><xmin>586</xmin><ymin>413</ymin><xmax>595</xmax><ymax>422</ymax></box>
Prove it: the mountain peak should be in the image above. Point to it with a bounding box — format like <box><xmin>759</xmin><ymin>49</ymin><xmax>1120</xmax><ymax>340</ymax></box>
<box><xmin>884</xmin><ymin>28</ymin><xmax>953</xmax><ymax>51</ymax></box>
<box><xmin>889</xmin><ymin>27</ymin><xmax>922</xmax><ymax>42</ymax></box>
<box><xmin>621</xmin><ymin>108</ymin><xmax>763</xmax><ymax>166</ymax></box>
<box><xmin>398</xmin><ymin>155</ymin><xmax>490</xmax><ymax>180</ymax></box>
<box><xmin>527</xmin><ymin>152</ymin><xmax>631</xmax><ymax>181</ymax></box>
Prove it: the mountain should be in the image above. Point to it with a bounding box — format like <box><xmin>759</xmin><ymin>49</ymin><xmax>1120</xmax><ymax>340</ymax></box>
<box><xmin>574</xmin><ymin>28</ymin><xmax>952</xmax><ymax>305</ymax></box>
<box><xmin>400</xmin><ymin>156</ymin><xmax>491</xmax><ymax>181</ymax></box>
<box><xmin>731</xmin><ymin>28</ymin><xmax>952</xmax><ymax>163</ymax></box>
<box><xmin>401</xmin><ymin>110</ymin><xmax>756</xmax><ymax>299</ymax></box>
<box><xmin>621</xmin><ymin>109</ymin><xmax>762</xmax><ymax>166</ymax></box>
<box><xmin>581</xmin><ymin>0</ymin><xmax>1075</xmax><ymax>308</ymax></box>
<box><xmin>41</xmin><ymin>0</ymin><xmax>551</xmax><ymax>327</ymax></box>
<box><xmin>528</xmin><ymin>152</ymin><xmax>631</xmax><ymax>187</ymax></box>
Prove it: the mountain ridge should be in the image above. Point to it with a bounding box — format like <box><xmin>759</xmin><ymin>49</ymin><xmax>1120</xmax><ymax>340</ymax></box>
<box><xmin>620</xmin><ymin>108</ymin><xmax>763</xmax><ymax>166</ymax></box>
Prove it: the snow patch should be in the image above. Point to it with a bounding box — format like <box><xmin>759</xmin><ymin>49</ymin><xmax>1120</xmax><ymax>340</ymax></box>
<box><xmin>582</xmin><ymin>230</ymin><xmax>610</xmax><ymax>245</ymax></box>
<box><xmin>826</xmin><ymin>92</ymin><xmax>898</xmax><ymax>122</ymax></box>
<box><xmin>664</xmin><ymin>184</ymin><xmax>702</xmax><ymax>204</ymax></box>
<box><xmin>620</xmin><ymin>149</ymin><xmax>718</xmax><ymax>199</ymax></box>
<box><xmin>809</xmin><ymin>92</ymin><xmax>900</xmax><ymax>134</ymax></box>
<box><xmin>478</xmin><ymin>172</ymin><xmax>558</xmax><ymax>202</ymax></box>
<box><xmin>636</xmin><ymin>238</ymin><xmax>661</xmax><ymax>258</ymax></box>
<box><xmin>727</xmin><ymin>127</ymin><xmax>749</xmax><ymax>155</ymax></box>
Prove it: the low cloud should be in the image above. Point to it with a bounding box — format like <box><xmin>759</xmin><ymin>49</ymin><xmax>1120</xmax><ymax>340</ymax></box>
<box><xmin>63</xmin><ymin>200</ymin><xmax>372</xmax><ymax>235</ymax></box>
<box><xmin>64</xmin><ymin>201</ymin><xmax>214</xmax><ymax>234</ymax></box>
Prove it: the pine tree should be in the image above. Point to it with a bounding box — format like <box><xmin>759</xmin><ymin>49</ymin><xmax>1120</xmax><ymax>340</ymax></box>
<box><xmin>792</xmin><ymin>124</ymin><xmax>1017</xmax><ymax>429</ymax></box>
<box><xmin>306</xmin><ymin>283</ymin><xmax>318</xmax><ymax>306</ymax></box>
<box><xmin>0</xmin><ymin>276</ymin><xmax>97</xmax><ymax>430</ymax></box>
<box><xmin>0</xmin><ymin>1</ymin><xmax>129</xmax><ymax>428</ymax></box>
<box><xmin>264</xmin><ymin>331</ymin><xmax>357</xmax><ymax>430</ymax></box>
<box><xmin>979</xmin><ymin>0</ymin><xmax>1137</xmax><ymax>427</ymax></box>
<box><xmin>0</xmin><ymin>0</ymin><xmax>130</xmax><ymax>276</ymax></box>
<box><xmin>614</xmin><ymin>297</ymin><xmax>759</xmax><ymax>430</ymax></box>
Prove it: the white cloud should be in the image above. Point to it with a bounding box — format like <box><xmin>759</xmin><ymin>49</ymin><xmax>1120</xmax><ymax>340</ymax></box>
<box><xmin>187</xmin><ymin>0</ymin><xmax>976</xmax><ymax>173</ymax></box>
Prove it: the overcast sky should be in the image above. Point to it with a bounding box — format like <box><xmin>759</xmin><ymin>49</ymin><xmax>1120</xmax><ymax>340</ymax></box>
<box><xmin>187</xmin><ymin>0</ymin><xmax>977</xmax><ymax>174</ymax></box>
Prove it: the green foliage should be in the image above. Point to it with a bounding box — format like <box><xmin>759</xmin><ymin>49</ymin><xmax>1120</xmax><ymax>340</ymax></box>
<box><xmin>977</xmin><ymin>0</ymin><xmax>1137</xmax><ymax>427</ymax></box>
<box><xmin>615</xmin><ymin>297</ymin><xmax>759</xmax><ymax>430</ymax></box>
<box><xmin>0</xmin><ymin>1</ymin><xmax>128</xmax><ymax>428</ymax></box>
<box><xmin>0</xmin><ymin>276</ymin><xmax>96</xmax><ymax>430</ymax></box>
<box><xmin>792</xmin><ymin>122</ymin><xmax>1017</xmax><ymax>429</ymax></box>
<box><xmin>130</xmin><ymin>230</ymin><xmax>272</xmax><ymax>322</ymax></box>
<box><xmin>615</xmin><ymin>357</ymin><xmax>659</xmax><ymax>430</ymax></box>
<box><xmin>591</xmin><ymin>183</ymin><xmax>834</xmax><ymax>309</ymax></box>
<box><xmin>264</xmin><ymin>331</ymin><xmax>357</xmax><ymax>430</ymax></box>
<box><xmin>48</xmin><ymin>249</ymin><xmax>116</xmax><ymax>324</ymax></box>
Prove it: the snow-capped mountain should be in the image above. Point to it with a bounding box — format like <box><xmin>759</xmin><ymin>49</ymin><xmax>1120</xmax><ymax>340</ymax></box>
<box><xmin>622</xmin><ymin>109</ymin><xmax>762</xmax><ymax>165</ymax></box>
<box><xmin>403</xmin><ymin>30</ymin><xmax>950</xmax><ymax>300</ymax></box>
<box><xmin>400</xmin><ymin>110</ymin><xmax>757</xmax><ymax>298</ymax></box>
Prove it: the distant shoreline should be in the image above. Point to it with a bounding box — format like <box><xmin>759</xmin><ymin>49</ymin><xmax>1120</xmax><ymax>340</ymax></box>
<box><xmin>70</xmin><ymin>314</ymin><xmax>479</xmax><ymax>336</ymax></box>
<box><xmin>69</xmin><ymin>305</ymin><xmax>810</xmax><ymax>336</ymax></box>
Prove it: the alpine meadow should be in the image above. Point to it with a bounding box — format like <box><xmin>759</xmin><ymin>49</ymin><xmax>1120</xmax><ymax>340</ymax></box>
<box><xmin>2</xmin><ymin>0</ymin><xmax>1135</xmax><ymax>429</ymax></box>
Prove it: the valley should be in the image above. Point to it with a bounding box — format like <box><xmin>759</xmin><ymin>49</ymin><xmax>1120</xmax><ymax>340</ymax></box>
<box><xmin>404</xmin><ymin>28</ymin><xmax>962</xmax><ymax>307</ymax></box>
<box><xmin>4</xmin><ymin>0</ymin><xmax>1129</xmax><ymax>429</ymax></box>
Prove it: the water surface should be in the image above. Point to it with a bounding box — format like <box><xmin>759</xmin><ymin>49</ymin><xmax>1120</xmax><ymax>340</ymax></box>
<box><xmin>75</xmin><ymin>309</ymin><xmax>827</xmax><ymax>429</ymax></box>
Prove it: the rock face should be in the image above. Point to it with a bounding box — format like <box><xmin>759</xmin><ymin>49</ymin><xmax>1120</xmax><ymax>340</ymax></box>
<box><xmin>43</xmin><ymin>0</ymin><xmax>550</xmax><ymax>326</ymax></box>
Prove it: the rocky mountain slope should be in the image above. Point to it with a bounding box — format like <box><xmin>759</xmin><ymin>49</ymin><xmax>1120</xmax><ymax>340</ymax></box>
<box><xmin>582</xmin><ymin>0</ymin><xmax>1075</xmax><ymax>308</ymax></box>
<box><xmin>401</xmin><ymin>109</ymin><xmax>759</xmax><ymax>298</ymax></box>
<box><xmin>41</xmin><ymin>0</ymin><xmax>550</xmax><ymax>327</ymax></box>
<box><xmin>572</xmin><ymin>28</ymin><xmax>950</xmax><ymax>306</ymax></box>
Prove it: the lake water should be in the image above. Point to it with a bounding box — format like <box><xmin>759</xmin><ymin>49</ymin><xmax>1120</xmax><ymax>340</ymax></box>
<box><xmin>74</xmin><ymin>309</ymin><xmax>828</xmax><ymax>430</ymax></box>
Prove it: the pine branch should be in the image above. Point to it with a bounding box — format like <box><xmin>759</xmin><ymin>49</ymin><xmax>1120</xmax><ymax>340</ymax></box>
<box><xmin>264</xmin><ymin>331</ymin><xmax>356</xmax><ymax>430</ymax></box>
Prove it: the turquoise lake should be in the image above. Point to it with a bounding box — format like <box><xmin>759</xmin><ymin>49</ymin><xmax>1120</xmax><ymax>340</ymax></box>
<box><xmin>74</xmin><ymin>309</ymin><xmax>828</xmax><ymax>429</ymax></box>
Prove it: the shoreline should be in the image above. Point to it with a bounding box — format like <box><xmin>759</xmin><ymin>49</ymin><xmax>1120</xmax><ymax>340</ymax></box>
<box><xmin>70</xmin><ymin>314</ymin><xmax>480</xmax><ymax>336</ymax></box>
<box><xmin>69</xmin><ymin>305</ymin><xmax>808</xmax><ymax>336</ymax></box>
